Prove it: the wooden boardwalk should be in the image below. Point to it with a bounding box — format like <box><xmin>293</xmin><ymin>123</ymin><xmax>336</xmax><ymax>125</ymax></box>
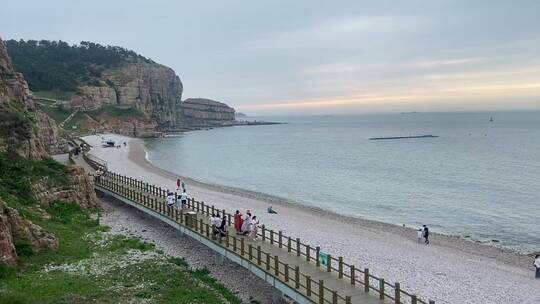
<box><xmin>91</xmin><ymin>169</ymin><xmax>435</xmax><ymax>304</ymax></box>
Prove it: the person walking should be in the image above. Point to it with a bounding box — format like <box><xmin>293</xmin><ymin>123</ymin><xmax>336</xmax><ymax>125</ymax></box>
<box><xmin>249</xmin><ymin>216</ymin><xmax>260</xmax><ymax>240</ymax></box>
<box><xmin>241</xmin><ymin>210</ymin><xmax>252</xmax><ymax>235</ymax></box>
<box><xmin>534</xmin><ymin>254</ymin><xmax>540</xmax><ymax>279</ymax></box>
<box><xmin>423</xmin><ymin>225</ymin><xmax>430</xmax><ymax>244</ymax></box>
<box><xmin>234</xmin><ymin>210</ymin><xmax>243</xmax><ymax>234</ymax></box>
<box><xmin>166</xmin><ymin>192</ymin><xmax>175</xmax><ymax>209</ymax></box>
<box><xmin>178</xmin><ymin>190</ymin><xmax>188</xmax><ymax>209</ymax></box>
<box><xmin>417</xmin><ymin>227</ymin><xmax>423</xmax><ymax>243</ymax></box>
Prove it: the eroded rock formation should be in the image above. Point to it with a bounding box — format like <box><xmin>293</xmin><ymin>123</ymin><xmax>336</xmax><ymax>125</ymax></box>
<box><xmin>179</xmin><ymin>98</ymin><xmax>236</xmax><ymax>128</ymax></box>
<box><xmin>32</xmin><ymin>166</ymin><xmax>100</xmax><ymax>210</ymax></box>
<box><xmin>0</xmin><ymin>199</ymin><xmax>58</xmax><ymax>266</ymax></box>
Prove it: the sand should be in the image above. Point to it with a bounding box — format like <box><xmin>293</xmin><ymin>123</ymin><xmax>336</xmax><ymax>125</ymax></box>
<box><xmin>84</xmin><ymin>134</ymin><xmax>540</xmax><ymax>304</ymax></box>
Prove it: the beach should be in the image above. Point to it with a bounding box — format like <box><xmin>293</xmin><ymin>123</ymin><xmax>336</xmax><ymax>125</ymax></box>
<box><xmin>84</xmin><ymin>134</ymin><xmax>540</xmax><ymax>304</ymax></box>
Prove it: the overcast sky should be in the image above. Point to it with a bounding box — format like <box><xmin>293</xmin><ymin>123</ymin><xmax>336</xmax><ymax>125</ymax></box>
<box><xmin>2</xmin><ymin>1</ymin><xmax>540</xmax><ymax>115</ymax></box>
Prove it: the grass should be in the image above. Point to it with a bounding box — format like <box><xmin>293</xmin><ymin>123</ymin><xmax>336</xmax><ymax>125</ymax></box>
<box><xmin>33</xmin><ymin>90</ymin><xmax>75</xmax><ymax>101</ymax></box>
<box><xmin>63</xmin><ymin>112</ymin><xmax>89</xmax><ymax>130</ymax></box>
<box><xmin>35</xmin><ymin>104</ymin><xmax>71</xmax><ymax>125</ymax></box>
<box><xmin>87</xmin><ymin>105</ymin><xmax>143</xmax><ymax>121</ymax></box>
<box><xmin>0</xmin><ymin>154</ymin><xmax>241</xmax><ymax>303</ymax></box>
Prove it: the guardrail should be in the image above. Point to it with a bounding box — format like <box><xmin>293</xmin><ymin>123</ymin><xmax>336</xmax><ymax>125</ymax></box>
<box><xmin>96</xmin><ymin>171</ymin><xmax>436</xmax><ymax>304</ymax></box>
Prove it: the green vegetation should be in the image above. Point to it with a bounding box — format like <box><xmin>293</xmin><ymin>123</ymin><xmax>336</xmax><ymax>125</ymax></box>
<box><xmin>35</xmin><ymin>104</ymin><xmax>71</xmax><ymax>125</ymax></box>
<box><xmin>5</xmin><ymin>39</ymin><xmax>153</xmax><ymax>92</ymax></box>
<box><xmin>87</xmin><ymin>105</ymin><xmax>143</xmax><ymax>121</ymax></box>
<box><xmin>0</xmin><ymin>152</ymin><xmax>240</xmax><ymax>303</ymax></box>
<box><xmin>33</xmin><ymin>90</ymin><xmax>75</xmax><ymax>101</ymax></box>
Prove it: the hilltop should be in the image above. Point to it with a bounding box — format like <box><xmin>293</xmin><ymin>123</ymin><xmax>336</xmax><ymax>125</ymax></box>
<box><xmin>6</xmin><ymin>39</ymin><xmax>236</xmax><ymax>137</ymax></box>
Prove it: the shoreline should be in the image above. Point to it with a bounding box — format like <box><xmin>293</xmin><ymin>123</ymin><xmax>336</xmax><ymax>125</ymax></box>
<box><xmin>84</xmin><ymin>134</ymin><xmax>540</xmax><ymax>304</ymax></box>
<box><xmin>135</xmin><ymin>140</ymin><xmax>534</xmax><ymax>262</ymax></box>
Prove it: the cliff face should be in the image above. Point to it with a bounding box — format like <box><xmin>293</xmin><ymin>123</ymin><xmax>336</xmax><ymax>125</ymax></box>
<box><xmin>0</xmin><ymin>39</ymin><xmax>66</xmax><ymax>156</ymax></box>
<box><xmin>179</xmin><ymin>98</ymin><xmax>236</xmax><ymax>128</ymax></box>
<box><xmin>70</xmin><ymin>62</ymin><xmax>183</xmax><ymax>133</ymax></box>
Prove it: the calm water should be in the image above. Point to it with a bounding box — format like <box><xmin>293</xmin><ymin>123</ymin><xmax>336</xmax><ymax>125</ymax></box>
<box><xmin>144</xmin><ymin>112</ymin><xmax>540</xmax><ymax>253</ymax></box>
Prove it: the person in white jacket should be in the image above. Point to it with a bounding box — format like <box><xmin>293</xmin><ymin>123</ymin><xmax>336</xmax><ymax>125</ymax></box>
<box><xmin>534</xmin><ymin>254</ymin><xmax>540</xmax><ymax>279</ymax></box>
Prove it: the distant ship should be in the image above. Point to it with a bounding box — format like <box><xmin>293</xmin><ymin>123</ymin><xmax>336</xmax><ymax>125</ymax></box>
<box><xmin>489</xmin><ymin>116</ymin><xmax>493</xmax><ymax>122</ymax></box>
<box><xmin>369</xmin><ymin>135</ymin><xmax>438</xmax><ymax>140</ymax></box>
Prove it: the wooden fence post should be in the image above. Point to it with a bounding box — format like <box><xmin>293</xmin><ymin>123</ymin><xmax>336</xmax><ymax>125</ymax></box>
<box><xmin>278</xmin><ymin>231</ymin><xmax>282</xmax><ymax>248</ymax></box>
<box><xmin>346</xmin><ymin>296</ymin><xmax>351</xmax><ymax>304</ymax></box>
<box><xmin>338</xmin><ymin>257</ymin><xmax>343</xmax><ymax>278</ymax></box>
<box><xmin>306</xmin><ymin>276</ymin><xmax>311</xmax><ymax>296</ymax></box>
<box><xmin>296</xmin><ymin>238</ymin><xmax>300</xmax><ymax>256</ymax></box>
<box><xmin>364</xmin><ymin>268</ymin><xmax>369</xmax><ymax>292</ymax></box>
<box><xmin>241</xmin><ymin>238</ymin><xmax>245</xmax><ymax>255</ymax></box>
<box><xmin>332</xmin><ymin>291</ymin><xmax>338</xmax><ymax>304</ymax></box>
<box><xmin>319</xmin><ymin>280</ymin><xmax>324</xmax><ymax>304</ymax></box>
<box><xmin>257</xmin><ymin>246</ymin><xmax>261</xmax><ymax>265</ymax></box>
<box><xmin>306</xmin><ymin>245</ymin><xmax>311</xmax><ymax>262</ymax></box>
<box><xmin>379</xmin><ymin>279</ymin><xmax>385</xmax><ymax>300</ymax></box>
<box><xmin>327</xmin><ymin>254</ymin><xmax>332</xmax><ymax>272</ymax></box>
<box><xmin>266</xmin><ymin>254</ymin><xmax>271</xmax><ymax>271</ymax></box>
<box><xmin>249</xmin><ymin>244</ymin><xmax>253</xmax><ymax>260</ymax></box>
<box><xmin>274</xmin><ymin>255</ymin><xmax>279</xmax><ymax>276</ymax></box>
<box><xmin>262</xmin><ymin>225</ymin><xmax>266</xmax><ymax>241</ymax></box>
<box><xmin>287</xmin><ymin>237</ymin><xmax>291</xmax><ymax>252</ymax></box>
<box><xmin>284</xmin><ymin>264</ymin><xmax>289</xmax><ymax>282</ymax></box>
<box><xmin>270</xmin><ymin>230</ymin><xmax>274</xmax><ymax>244</ymax></box>
<box><xmin>412</xmin><ymin>295</ymin><xmax>417</xmax><ymax>304</ymax></box>
<box><xmin>351</xmin><ymin>265</ymin><xmax>356</xmax><ymax>285</ymax></box>
<box><xmin>295</xmin><ymin>266</ymin><xmax>300</xmax><ymax>289</ymax></box>
<box><xmin>395</xmin><ymin>282</ymin><xmax>400</xmax><ymax>304</ymax></box>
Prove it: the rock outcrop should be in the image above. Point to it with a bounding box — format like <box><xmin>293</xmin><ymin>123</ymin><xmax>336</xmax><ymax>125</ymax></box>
<box><xmin>0</xmin><ymin>37</ymin><xmax>68</xmax><ymax>156</ymax></box>
<box><xmin>179</xmin><ymin>98</ymin><xmax>236</xmax><ymax>128</ymax></box>
<box><xmin>32</xmin><ymin>166</ymin><xmax>100</xmax><ymax>210</ymax></box>
<box><xmin>0</xmin><ymin>199</ymin><xmax>58</xmax><ymax>266</ymax></box>
<box><xmin>70</xmin><ymin>62</ymin><xmax>183</xmax><ymax>131</ymax></box>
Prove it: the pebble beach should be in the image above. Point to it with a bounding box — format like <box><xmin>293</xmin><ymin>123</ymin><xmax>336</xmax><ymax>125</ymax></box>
<box><xmin>84</xmin><ymin>134</ymin><xmax>540</xmax><ymax>304</ymax></box>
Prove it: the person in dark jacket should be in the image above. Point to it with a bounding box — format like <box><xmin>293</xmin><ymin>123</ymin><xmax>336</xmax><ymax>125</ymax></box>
<box><xmin>423</xmin><ymin>225</ymin><xmax>430</xmax><ymax>244</ymax></box>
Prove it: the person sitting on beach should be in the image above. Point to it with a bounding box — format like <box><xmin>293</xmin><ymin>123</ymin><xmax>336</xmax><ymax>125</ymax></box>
<box><xmin>534</xmin><ymin>254</ymin><xmax>540</xmax><ymax>279</ymax></box>
<box><xmin>234</xmin><ymin>210</ymin><xmax>243</xmax><ymax>234</ymax></box>
<box><xmin>423</xmin><ymin>225</ymin><xmax>430</xmax><ymax>244</ymax></box>
<box><xmin>241</xmin><ymin>211</ymin><xmax>252</xmax><ymax>235</ymax></box>
<box><xmin>166</xmin><ymin>192</ymin><xmax>175</xmax><ymax>209</ymax></box>
<box><xmin>178</xmin><ymin>190</ymin><xmax>188</xmax><ymax>209</ymax></box>
<box><xmin>267</xmin><ymin>206</ymin><xmax>277</xmax><ymax>214</ymax></box>
<box><xmin>249</xmin><ymin>216</ymin><xmax>260</xmax><ymax>240</ymax></box>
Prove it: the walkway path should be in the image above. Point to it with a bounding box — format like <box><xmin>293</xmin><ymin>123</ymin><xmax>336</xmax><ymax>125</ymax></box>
<box><xmin>93</xmin><ymin>170</ymin><xmax>435</xmax><ymax>304</ymax></box>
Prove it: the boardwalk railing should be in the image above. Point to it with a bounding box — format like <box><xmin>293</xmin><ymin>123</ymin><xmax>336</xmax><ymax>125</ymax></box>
<box><xmin>95</xmin><ymin>171</ymin><xmax>435</xmax><ymax>304</ymax></box>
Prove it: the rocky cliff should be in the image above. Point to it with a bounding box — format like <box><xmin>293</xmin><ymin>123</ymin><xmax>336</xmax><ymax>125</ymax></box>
<box><xmin>178</xmin><ymin>98</ymin><xmax>236</xmax><ymax>128</ymax></box>
<box><xmin>0</xmin><ymin>38</ymin><xmax>66</xmax><ymax>156</ymax></box>
<box><xmin>0</xmin><ymin>36</ymin><xmax>99</xmax><ymax>266</ymax></box>
<box><xmin>0</xmin><ymin>199</ymin><xmax>58</xmax><ymax>266</ymax></box>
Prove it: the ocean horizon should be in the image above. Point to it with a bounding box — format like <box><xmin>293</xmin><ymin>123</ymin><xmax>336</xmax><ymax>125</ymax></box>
<box><xmin>144</xmin><ymin>111</ymin><xmax>540</xmax><ymax>253</ymax></box>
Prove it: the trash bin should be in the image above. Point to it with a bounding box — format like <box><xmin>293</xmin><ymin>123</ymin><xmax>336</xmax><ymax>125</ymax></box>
<box><xmin>185</xmin><ymin>211</ymin><xmax>197</xmax><ymax>229</ymax></box>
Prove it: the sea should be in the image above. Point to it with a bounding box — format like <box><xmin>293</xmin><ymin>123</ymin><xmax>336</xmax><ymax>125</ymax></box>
<box><xmin>143</xmin><ymin>112</ymin><xmax>540</xmax><ymax>253</ymax></box>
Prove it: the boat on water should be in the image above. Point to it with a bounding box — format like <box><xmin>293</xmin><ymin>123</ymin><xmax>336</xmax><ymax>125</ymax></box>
<box><xmin>369</xmin><ymin>135</ymin><xmax>439</xmax><ymax>140</ymax></box>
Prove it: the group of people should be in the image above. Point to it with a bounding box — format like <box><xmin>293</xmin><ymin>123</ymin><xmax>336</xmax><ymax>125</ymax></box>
<box><xmin>417</xmin><ymin>224</ymin><xmax>430</xmax><ymax>244</ymax></box>
<box><xmin>233</xmin><ymin>210</ymin><xmax>260</xmax><ymax>240</ymax></box>
<box><xmin>166</xmin><ymin>189</ymin><xmax>188</xmax><ymax>209</ymax></box>
<box><xmin>210</xmin><ymin>213</ymin><xmax>227</xmax><ymax>239</ymax></box>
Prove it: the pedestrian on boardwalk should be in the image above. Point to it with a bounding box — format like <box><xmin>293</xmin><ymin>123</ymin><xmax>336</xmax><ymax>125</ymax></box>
<box><xmin>234</xmin><ymin>210</ymin><xmax>243</xmax><ymax>234</ymax></box>
<box><xmin>534</xmin><ymin>254</ymin><xmax>540</xmax><ymax>279</ymax></box>
<box><xmin>250</xmin><ymin>216</ymin><xmax>260</xmax><ymax>240</ymax></box>
<box><xmin>423</xmin><ymin>225</ymin><xmax>430</xmax><ymax>244</ymax></box>
<box><xmin>241</xmin><ymin>210</ymin><xmax>252</xmax><ymax>235</ymax></box>
<box><xmin>178</xmin><ymin>189</ymin><xmax>188</xmax><ymax>209</ymax></box>
<box><xmin>417</xmin><ymin>227</ymin><xmax>423</xmax><ymax>243</ymax></box>
<box><xmin>166</xmin><ymin>192</ymin><xmax>175</xmax><ymax>209</ymax></box>
<box><xmin>217</xmin><ymin>215</ymin><xmax>227</xmax><ymax>238</ymax></box>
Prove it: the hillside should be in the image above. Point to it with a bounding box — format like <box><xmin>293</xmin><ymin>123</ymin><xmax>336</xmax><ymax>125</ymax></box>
<box><xmin>0</xmin><ymin>37</ymin><xmax>240</xmax><ymax>303</ymax></box>
<box><xmin>6</xmin><ymin>40</ymin><xmax>236</xmax><ymax>137</ymax></box>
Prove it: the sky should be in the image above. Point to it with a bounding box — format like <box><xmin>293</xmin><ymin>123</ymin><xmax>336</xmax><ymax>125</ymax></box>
<box><xmin>1</xmin><ymin>0</ymin><xmax>540</xmax><ymax>115</ymax></box>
